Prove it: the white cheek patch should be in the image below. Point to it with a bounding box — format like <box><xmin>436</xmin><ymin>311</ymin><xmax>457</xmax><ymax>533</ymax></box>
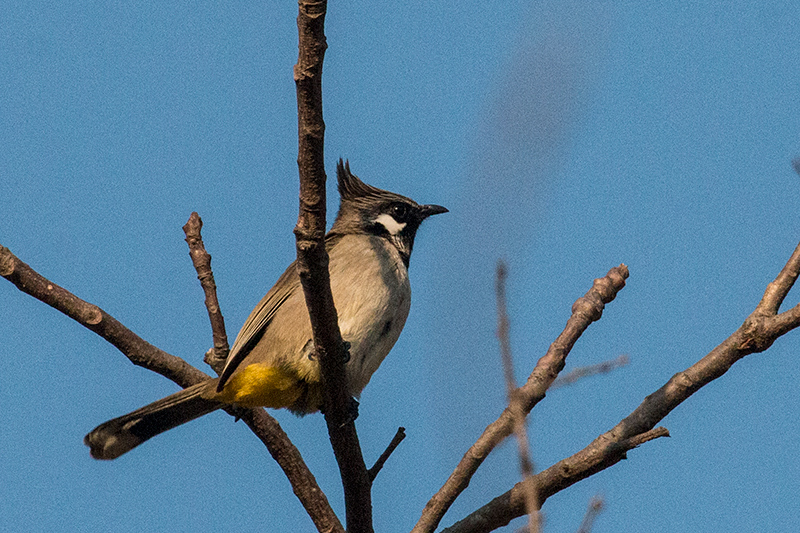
<box><xmin>374</xmin><ymin>213</ymin><xmax>407</xmax><ymax>235</ymax></box>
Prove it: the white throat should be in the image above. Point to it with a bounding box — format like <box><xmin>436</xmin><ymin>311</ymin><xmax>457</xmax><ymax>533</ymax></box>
<box><xmin>374</xmin><ymin>213</ymin><xmax>407</xmax><ymax>236</ymax></box>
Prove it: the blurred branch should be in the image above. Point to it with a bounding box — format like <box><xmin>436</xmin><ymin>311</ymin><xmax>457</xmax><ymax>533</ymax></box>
<box><xmin>575</xmin><ymin>496</ymin><xmax>604</xmax><ymax>533</ymax></box>
<box><xmin>549</xmin><ymin>355</ymin><xmax>629</xmax><ymax>390</ymax></box>
<box><xmin>413</xmin><ymin>264</ymin><xmax>628</xmax><ymax>533</ymax></box>
<box><xmin>292</xmin><ymin>1</ymin><xmax>372</xmax><ymax>532</ymax></box>
<box><xmin>181</xmin><ymin>214</ymin><xmax>343</xmax><ymax>533</ymax></box>
<box><xmin>495</xmin><ymin>262</ymin><xmax>540</xmax><ymax>533</ymax></box>
<box><xmin>446</xmin><ymin>239</ymin><xmax>800</xmax><ymax>531</ymax></box>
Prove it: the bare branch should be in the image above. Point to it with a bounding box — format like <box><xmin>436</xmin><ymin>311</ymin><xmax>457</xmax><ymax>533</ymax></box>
<box><xmin>413</xmin><ymin>265</ymin><xmax>628</xmax><ymax>533</ymax></box>
<box><xmin>548</xmin><ymin>355</ymin><xmax>629</xmax><ymax>390</ymax></box>
<box><xmin>293</xmin><ymin>1</ymin><xmax>372</xmax><ymax>531</ymax></box>
<box><xmin>182</xmin><ymin>212</ymin><xmax>230</xmax><ymax>372</ymax></box>
<box><xmin>240</xmin><ymin>409</ymin><xmax>344</xmax><ymax>533</ymax></box>
<box><xmin>0</xmin><ymin>244</ymin><xmax>208</xmax><ymax>388</ymax></box>
<box><xmin>443</xmin><ymin>428</ymin><xmax>669</xmax><ymax>533</ymax></box>
<box><xmin>447</xmin><ymin>239</ymin><xmax>800</xmax><ymax>531</ymax></box>
<box><xmin>495</xmin><ymin>262</ymin><xmax>540</xmax><ymax>533</ymax></box>
<box><xmin>368</xmin><ymin>427</ymin><xmax>406</xmax><ymax>483</ymax></box>
<box><xmin>2</xmin><ymin>233</ymin><xmax>345</xmax><ymax>533</ymax></box>
<box><xmin>179</xmin><ymin>214</ymin><xmax>343</xmax><ymax>532</ymax></box>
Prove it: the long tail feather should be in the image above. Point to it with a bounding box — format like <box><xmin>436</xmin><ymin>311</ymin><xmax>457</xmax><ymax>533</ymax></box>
<box><xmin>84</xmin><ymin>382</ymin><xmax>222</xmax><ymax>460</ymax></box>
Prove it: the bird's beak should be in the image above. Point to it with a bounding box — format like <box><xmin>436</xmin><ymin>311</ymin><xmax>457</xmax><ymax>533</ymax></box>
<box><xmin>419</xmin><ymin>204</ymin><xmax>449</xmax><ymax>219</ymax></box>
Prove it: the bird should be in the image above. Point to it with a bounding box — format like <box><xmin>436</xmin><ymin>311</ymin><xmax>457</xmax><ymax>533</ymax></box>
<box><xmin>84</xmin><ymin>159</ymin><xmax>447</xmax><ymax>459</ymax></box>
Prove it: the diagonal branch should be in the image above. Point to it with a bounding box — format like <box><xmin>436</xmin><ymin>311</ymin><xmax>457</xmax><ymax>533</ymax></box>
<box><xmin>445</xmin><ymin>239</ymin><xmax>800</xmax><ymax>532</ymax></box>
<box><xmin>293</xmin><ymin>1</ymin><xmax>373</xmax><ymax>531</ymax></box>
<box><xmin>2</xmin><ymin>235</ymin><xmax>344</xmax><ymax>533</ymax></box>
<box><xmin>368</xmin><ymin>427</ymin><xmax>407</xmax><ymax>483</ymax></box>
<box><xmin>0</xmin><ymin>244</ymin><xmax>209</xmax><ymax>388</ymax></box>
<box><xmin>413</xmin><ymin>264</ymin><xmax>629</xmax><ymax>533</ymax></box>
<box><xmin>181</xmin><ymin>214</ymin><xmax>344</xmax><ymax>533</ymax></box>
<box><xmin>442</xmin><ymin>428</ymin><xmax>669</xmax><ymax>533</ymax></box>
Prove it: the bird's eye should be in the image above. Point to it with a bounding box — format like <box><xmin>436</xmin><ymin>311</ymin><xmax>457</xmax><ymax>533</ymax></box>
<box><xmin>390</xmin><ymin>203</ymin><xmax>409</xmax><ymax>221</ymax></box>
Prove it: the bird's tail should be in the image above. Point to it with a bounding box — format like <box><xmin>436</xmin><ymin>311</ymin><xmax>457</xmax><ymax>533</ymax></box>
<box><xmin>84</xmin><ymin>381</ymin><xmax>222</xmax><ymax>460</ymax></box>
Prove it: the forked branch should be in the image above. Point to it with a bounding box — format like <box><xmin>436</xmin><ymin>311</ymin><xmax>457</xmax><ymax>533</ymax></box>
<box><xmin>445</xmin><ymin>240</ymin><xmax>800</xmax><ymax>532</ymax></box>
<box><xmin>413</xmin><ymin>265</ymin><xmax>629</xmax><ymax>533</ymax></box>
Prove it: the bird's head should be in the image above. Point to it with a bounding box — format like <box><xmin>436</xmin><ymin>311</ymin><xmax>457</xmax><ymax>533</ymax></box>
<box><xmin>331</xmin><ymin>159</ymin><xmax>447</xmax><ymax>265</ymax></box>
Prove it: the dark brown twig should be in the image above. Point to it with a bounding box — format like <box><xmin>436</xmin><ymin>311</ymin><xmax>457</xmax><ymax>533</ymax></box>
<box><xmin>413</xmin><ymin>265</ymin><xmax>629</xmax><ymax>533</ymax></box>
<box><xmin>0</xmin><ymin>244</ymin><xmax>209</xmax><ymax>388</ymax></box>
<box><xmin>293</xmin><ymin>1</ymin><xmax>372</xmax><ymax>531</ymax></box>
<box><xmin>495</xmin><ymin>262</ymin><xmax>540</xmax><ymax>533</ymax></box>
<box><xmin>368</xmin><ymin>427</ymin><xmax>406</xmax><ymax>482</ymax></box>
<box><xmin>180</xmin><ymin>215</ymin><xmax>343</xmax><ymax>533</ymax></box>
<box><xmin>548</xmin><ymin>355</ymin><xmax>629</xmax><ymax>390</ymax></box>
<box><xmin>447</xmin><ymin>240</ymin><xmax>800</xmax><ymax>531</ymax></box>
<box><xmin>182</xmin><ymin>212</ymin><xmax>230</xmax><ymax>371</ymax></box>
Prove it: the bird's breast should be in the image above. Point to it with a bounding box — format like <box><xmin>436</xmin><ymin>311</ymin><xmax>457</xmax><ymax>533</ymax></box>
<box><xmin>328</xmin><ymin>234</ymin><xmax>411</xmax><ymax>395</ymax></box>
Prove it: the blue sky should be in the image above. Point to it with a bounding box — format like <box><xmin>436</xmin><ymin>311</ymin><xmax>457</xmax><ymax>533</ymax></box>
<box><xmin>2</xmin><ymin>2</ymin><xmax>799</xmax><ymax>532</ymax></box>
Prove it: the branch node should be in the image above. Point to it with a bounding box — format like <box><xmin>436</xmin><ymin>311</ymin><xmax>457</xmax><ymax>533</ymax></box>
<box><xmin>0</xmin><ymin>245</ymin><xmax>16</xmax><ymax>276</ymax></box>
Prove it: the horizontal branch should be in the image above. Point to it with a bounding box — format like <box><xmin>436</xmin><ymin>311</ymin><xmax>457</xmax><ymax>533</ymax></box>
<box><xmin>548</xmin><ymin>354</ymin><xmax>629</xmax><ymax>390</ymax></box>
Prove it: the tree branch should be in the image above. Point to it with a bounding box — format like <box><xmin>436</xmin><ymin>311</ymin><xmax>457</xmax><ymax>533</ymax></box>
<box><xmin>575</xmin><ymin>495</ymin><xmax>604</xmax><ymax>533</ymax></box>
<box><xmin>495</xmin><ymin>262</ymin><xmax>540</xmax><ymax>533</ymax></box>
<box><xmin>548</xmin><ymin>355</ymin><xmax>629</xmax><ymax>390</ymax></box>
<box><xmin>293</xmin><ymin>1</ymin><xmax>373</xmax><ymax>531</ymax></box>
<box><xmin>0</xmin><ymin>244</ymin><xmax>209</xmax><ymax>388</ymax></box>
<box><xmin>413</xmin><ymin>265</ymin><xmax>629</xmax><ymax>533</ymax></box>
<box><xmin>368</xmin><ymin>427</ymin><xmax>407</xmax><ymax>483</ymax></box>
<box><xmin>3</xmin><ymin>226</ymin><xmax>345</xmax><ymax>533</ymax></box>
<box><xmin>180</xmin><ymin>214</ymin><xmax>344</xmax><ymax>533</ymax></box>
<box><xmin>446</xmin><ymin>239</ymin><xmax>800</xmax><ymax>531</ymax></box>
<box><xmin>442</xmin><ymin>428</ymin><xmax>669</xmax><ymax>533</ymax></box>
<box><xmin>182</xmin><ymin>212</ymin><xmax>230</xmax><ymax>371</ymax></box>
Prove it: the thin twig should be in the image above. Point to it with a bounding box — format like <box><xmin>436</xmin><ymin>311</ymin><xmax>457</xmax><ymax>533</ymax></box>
<box><xmin>549</xmin><ymin>355</ymin><xmax>629</xmax><ymax>390</ymax></box>
<box><xmin>575</xmin><ymin>496</ymin><xmax>604</xmax><ymax>533</ymax></box>
<box><xmin>182</xmin><ymin>212</ymin><xmax>230</xmax><ymax>372</ymax></box>
<box><xmin>179</xmin><ymin>214</ymin><xmax>344</xmax><ymax>532</ymax></box>
<box><xmin>293</xmin><ymin>1</ymin><xmax>373</xmax><ymax>531</ymax></box>
<box><xmin>413</xmin><ymin>265</ymin><xmax>629</xmax><ymax>533</ymax></box>
<box><xmin>495</xmin><ymin>262</ymin><xmax>540</xmax><ymax>533</ymax></box>
<box><xmin>368</xmin><ymin>427</ymin><xmax>407</xmax><ymax>482</ymax></box>
<box><xmin>446</xmin><ymin>241</ymin><xmax>800</xmax><ymax>531</ymax></box>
